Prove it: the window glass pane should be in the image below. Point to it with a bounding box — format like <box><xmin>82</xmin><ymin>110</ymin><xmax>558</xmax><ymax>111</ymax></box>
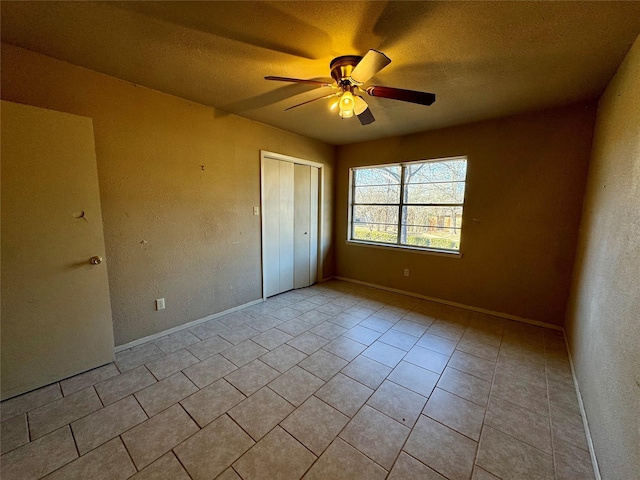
<box><xmin>405</xmin><ymin>159</ymin><xmax>467</xmax><ymax>183</ymax></box>
<box><xmin>354</xmin><ymin>166</ymin><xmax>401</xmax><ymax>186</ymax></box>
<box><xmin>400</xmin><ymin>206</ymin><xmax>463</xmax><ymax>251</ymax></box>
<box><xmin>354</xmin><ymin>185</ymin><xmax>400</xmax><ymax>204</ymax></box>
<box><xmin>353</xmin><ymin>205</ymin><xmax>399</xmax><ymax>226</ymax></box>
<box><xmin>352</xmin><ymin>223</ymin><xmax>398</xmax><ymax>244</ymax></box>
<box><xmin>404</xmin><ymin>181</ymin><xmax>465</xmax><ymax>204</ymax></box>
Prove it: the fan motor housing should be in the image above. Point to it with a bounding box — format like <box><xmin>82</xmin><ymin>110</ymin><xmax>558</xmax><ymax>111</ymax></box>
<box><xmin>330</xmin><ymin>55</ymin><xmax>362</xmax><ymax>86</ymax></box>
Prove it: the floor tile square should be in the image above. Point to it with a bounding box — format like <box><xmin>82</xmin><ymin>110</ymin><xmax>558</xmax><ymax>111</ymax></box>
<box><xmin>554</xmin><ymin>438</ymin><xmax>596</xmax><ymax>480</ymax></box>
<box><xmin>485</xmin><ymin>395</ymin><xmax>552</xmax><ymax>453</ymax></box>
<box><xmin>472</xmin><ymin>467</ymin><xmax>501</xmax><ymax>480</ymax></box>
<box><xmin>1</xmin><ymin>383</ymin><xmax>62</xmax><ymax>423</ymax></box>
<box><xmin>329</xmin><ymin>312</ymin><xmax>363</xmax><ymax>328</ymax></box>
<box><xmin>174</xmin><ymin>414</ymin><xmax>254</xmax><ymax>480</ymax></box>
<box><xmin>276</xmin><ymin>317</ymin><xmax>314</xmax><ymax>336</ymax></box>
<box><xmin>129</xmin><ymin>452</ymin><xmax>190</xmax><ymax>480</ymax></box>
<box><xmin>187</xmin><ymin>335</ymin><xmax>233</xmax><ymax>361</ymax></box>
<box><xmin>403</xmin><ymin>345</ymin><xmax>449</xmax><ymax>373</ymax></box>
<box><xmin>154</xmin><ymin>330</ymin><xmax>200</xmax><ymax>355</ymax></box>
<box><xmin>341</xmin><ymin>355</ymin><xmax>392</xmax><ymax>389</ymax></box>
<box><xmin>423</xmin><ymin>388</ymin><xmax>484</xmax><ymax>440</ymax></box>
<box><xmin>299</xmin><ymin>349</ymin><xmax>348</xmax><ymax>381</ymax></box>
<box><xmin>221</xmin><ymin>340</ymin><xmax>269</xmax><ymax>367</ymax></box>
<box><xmin>121</xmin><ymin>404</ymin><xmax>198</xmax><ymax>469</ymax></box>
<box><xmin>71</xmin><ymin>395</ymin><xmax>147</xmax><ymax>455</ymax></box>
<box><xmin>437</xmin><ymin>366</ymin><xmax>491</xmax><ymax>406</ymax></box>
<box><xmin>339</xmin><ymin>404</ymin><xmax>409</xmax><ymax>469</ymax></box>
<box><xmin>392</xmin><ymin>319</ymin><xmax>429</xmax><ymax>338</ymax></box>
<box><xmin>359</xmin><ymin>316</ymin><xmax>396</xmax><ymax>333</ymax></box>
<box><xmin>42</xmin><ymin>437</ymin><xmax>135</xmax><ymax>480</ymax></box>
<box><xmin>550</xmin><ymin>404</ymin><xmax>589</xmax><ymax>451</ymax></box>
<box><xmin>244</xmin><ymin>314</ymin><xmax>283</xmax><ymax>333</ymax></box>
<box><xmin>146</xmin><ymin>349</ymin><xmax>199</xmax><ymax>380</ymax></box>
<box><xmin>314</xmin><ymin>373</ymin><xmax>373</xmax><ymax>417</ymax></box>
<box><xmin>134</xmin><ymin>372</ymin><xmax>198</xmax><ymax>417</ymax></box>
<box><xmin>228</xmin><ymin>386</ymin><xmax>294</xmax><ymax>440</ymax></box>
<box><xmin>271</xmin><ymin>307</ymin><xmax>300</xmax><ymax>321</ymax></box>
<box><xmin>322</xmin><ymin>336</ymin><xmax>367</xmax><ymax>361</ymax></box>
<box><xmin>378</xmin><ymin>329</ymin><xmax>419</xmax><ymax>351</ymax></box>
<box><xmin>95</xmin><ymin>366</ymin><xmax>157</xmax><ymax>406</ymax></box>
<box><xmin>115</xmin><ymin>343</ymin><xmax>164</xmax><ymax>372</ymax></box>
<box><xmin>260</xmin><ymin>344</ymin><xmax>308</xmax><ymax>373</ymax></box>
<box><xmin>281</xmin><ymin>396</ymin><xmax>348</xmax><ymax>456</ymax></box>
<box><xmin>28</xmin><ymin>387</ymin><xmax>102</xmax><ymax>440</ymax></box>
<box><xmin>416</xmin><ymin>332</ymin><xmax>457</xmax><ymax>355</ymax></box>
<box><xmin>476</xmin><ymin>426</ymin><xmax>554</xmax><ymax>480</ymax></box>
<box><xmin>448</xmin><ymin>350</ymin><xmax>496</xmax><ymax>381</ymax></box>
<box><xmin>1</xmin><ymin>414</ymin><xmax>29</xmax><ymax>455</ymax></box>
<box><xmin>343</xmin><ymin>325</ymin><xmax>382</xmax><ymax>345</ymax></box>
<box><xmin>252</xmin><ymin>328</ymin><xmax>293</xmax><ymax>350</ymax></box>
<box><xmin>233</xmin><ymin>426</ymin><xmax>316</xmax><ymax>480</ymax></box>
<box><xmin>182</xmin><ymin>354</ymin><xmax>237</xmax><ymax>388</ymax></box>
<box><xmin>289</xmin><ymin>299</ymin><xmax>320</xmax><ymax>313</ymax></box>
<box><xmin>268</xmin><ymin>366</ymin><xmax>324</xmax><ymax>406</ymax></box>
<box><xmin>310</xmin><ymin>322</ymin><xmax>348</xmax><ymax>340</ymax></box>
<box><xmin>388</xmin><ymin>452</ymin><xmax>446</xmax><ymax>480</ymax></box>
<box><xmin>218</xmin><ymin>324</ymin><xmax>260</xmax><ymax>345</ymax></box>
<box><xmin>297</xmin><ymin>310</ymin><xmax>334</xmax><ymax>326</ymax></box>
<box><xmin>60</xmin><ymin>363</ymin><xmax>120</xmax><ymax>396</ymax></box>
<box><xmin>287</xmin><ymin>331</ymin><xmax>330</xmax><ymax>355</ymax></box>
<box><xmin>224</xmin><ymin>359</ymin><xmax>280</xmax><ymax>396</ymax></box>
<box><xmin>427</xmin><ymin>320</ymin><xmax>466</xmax><ymax>341</ymax></box>
<box><xmin>0</xmin><ymin>426</ymin><xmax>77</xmax><ymax>480</ymax></box>
<box><xmin>371</xmin><ymin>307</ymin><xmax>405</xmax><ymax>322</ymax></box>
<box><xmin>314</xmin><ymin>302</ymin><xmax>346</xmax><ymax>316</ymax></box>
<box><xmin>367</xmin><ymin>380</ymin><xmax>427</xmax><ymax>427</ymax></box>
<box><xmin>180</xmin><ymin>378</ymin><xmax>245</xmax><ymax>428</ymax></box>
<box><xmin>387</xmin><ymin>361</ymin><xmax>439</xmax><ymax>398</ymax></box>
<box><xmin>491</xmin><ymin>369</ymin><xmax>549</xmax><ymax>416</ymax></box>
<box><xmin>361</xmin><ymin>341</ymin><xmax>406</xmax><ymax>367</ymax></box>
<box><xmin>303</xmin><ymin>438</ymin><xmax>387</xmax><ymax>480</ymax></box>
<box><xmin>189</xmin><ymin>319</ymin><xmax>228</xmax><ymax>341</ymax></box>
<box><xmin>404</xmin><ymin>415</ymin><xmax>477</xmax><ymax>480</ymax></box>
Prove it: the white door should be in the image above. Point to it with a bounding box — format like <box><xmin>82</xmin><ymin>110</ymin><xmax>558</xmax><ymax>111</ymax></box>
<box><xmin>294</xmin><ymin>164</ymin><xmax>319</xmax><ymax>289</ymax></box>
<box><xmin>262</xmin><ymin>155</ymin><xmax>319</xmax><ymax>297</ymax></box>
<box><xmin>1</xmin><ymin>101</ymin><xmax>115</xmax><ymax>400</ymax></box>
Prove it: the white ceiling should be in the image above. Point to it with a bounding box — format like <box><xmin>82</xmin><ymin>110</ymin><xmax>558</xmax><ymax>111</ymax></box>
<box><xmin>2</xmin><ymin>1</ymin><xmax>639</xmax><ymax>145</ymax></box>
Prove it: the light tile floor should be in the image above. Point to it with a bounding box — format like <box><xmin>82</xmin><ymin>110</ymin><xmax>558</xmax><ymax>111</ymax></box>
<box><xmin>0</xmin><ymin>280</ymin><xmax>595</xmax><ymax>480</ymax></box>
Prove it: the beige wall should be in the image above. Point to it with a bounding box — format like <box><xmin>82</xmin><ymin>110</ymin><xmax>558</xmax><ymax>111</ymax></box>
<box><xmin>335</xmin><ymin>104</ymin><xmax>596</xmax><ymax>325</ymax></box>
<box><xmin>1</xmin><ymin>43</ymin><xmax>335</xmax><ymax>346</ymax></box>
<box><xmin>565</xmin><ymin>36</ymin><xmax>640</xmax><ymax>480</ymax></box>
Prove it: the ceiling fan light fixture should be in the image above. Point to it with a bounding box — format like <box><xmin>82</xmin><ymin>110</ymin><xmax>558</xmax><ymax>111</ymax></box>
<box><xmin>338</xmin><ymin>91</ymin><xmax>355</xmax><ymax>118</ymax></box>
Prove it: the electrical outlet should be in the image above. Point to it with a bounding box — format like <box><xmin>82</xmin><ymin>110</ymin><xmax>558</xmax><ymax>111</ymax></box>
<box><xmin>404</xmin><ymin>268</ymin><xmax>410</xmax><ymax>277</ymax></box>
<box><xmin>156</xmin><ymin>298</ymin><xmax>165</xmax><ymax>310</ymax></box>
<box><xmin>253</xmin><ymin>206</ymin><xmax>260</xmax><ymax>216</ymax></box>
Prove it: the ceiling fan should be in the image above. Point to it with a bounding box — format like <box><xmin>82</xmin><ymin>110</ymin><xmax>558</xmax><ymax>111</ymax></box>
<box><xmin>265</xmin><ymin>49</ymin><xmax>436</xmax><ymax>125</ymax></box>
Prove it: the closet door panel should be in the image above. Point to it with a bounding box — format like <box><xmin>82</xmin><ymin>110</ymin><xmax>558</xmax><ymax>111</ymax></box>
<box><xmin>294</xmin><ymin>164</ymin><xmax>311</xmax><ymax>289</ymax></box>
<box><xmin>278</xmin><ymin>161</ymin><xmax>295</xmax><ymax>293</ymax></box>
<box><xmin>263</xmin><ymin>158</ymin><xmax>281</xmax><ymax>297</ymax></box>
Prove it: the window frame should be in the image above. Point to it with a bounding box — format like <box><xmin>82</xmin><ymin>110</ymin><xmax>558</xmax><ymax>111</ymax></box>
<box><xmin>347</xmin><ymin>156</ymin><xmax>467</xmax><ymax>256</ymax></box>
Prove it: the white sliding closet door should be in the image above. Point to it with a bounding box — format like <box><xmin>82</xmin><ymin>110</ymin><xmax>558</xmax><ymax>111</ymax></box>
<box><xmin>263</xmin><ymin>158</ymin><xmax>294</xmax><ymax>297</ymax></box>
<box><xmin>262</xmin><ymin>155</ymin><xmax>319</xmax><ymax>298</ymax></box>
<box><xmin>294</xmin><ymin>164</ymin><xmax>319</xmax><ymax>289</ymax></box>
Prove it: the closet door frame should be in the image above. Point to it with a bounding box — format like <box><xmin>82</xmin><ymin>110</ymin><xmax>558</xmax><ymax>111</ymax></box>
<box><xmin>260</xmin><ymin>150</ymin><xmax>324</xmax><ymax>300</ymax></box>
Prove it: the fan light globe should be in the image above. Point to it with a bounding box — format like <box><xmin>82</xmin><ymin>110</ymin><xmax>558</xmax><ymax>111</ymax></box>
<box><xmin>339</xmin><ymin>91</ymin><xmax>355</xmax><ymax>118</ymax></box>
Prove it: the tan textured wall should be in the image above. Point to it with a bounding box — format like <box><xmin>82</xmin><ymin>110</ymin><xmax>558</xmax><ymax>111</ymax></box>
<box><xmin>1</xmin><ymin>43</ymin><xmax>335</xmax><ymax>346</ymax></box>
<box><xmin>565</xmin><ymin>36</ymin><xmax>640</xmax><ymax>480</ymax></box>
<box><xmin>335</xmin><ymin>104</ymin><xmax>596</xmax><ymax>325</ymax></box>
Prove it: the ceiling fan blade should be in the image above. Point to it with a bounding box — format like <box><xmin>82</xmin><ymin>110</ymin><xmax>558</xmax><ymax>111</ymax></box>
<box><xmin>354</xmin><ymin>97</ymin><xmax>375</xmax><ymax>125</ymax></box>
<box><xmin>350</xmin><ymin>49</ymin><xmax>391</xmax><ymax>84</ymax></box>
<box><xmin>366</xmin><ymin>85</ymin><xmax>436</xmax><ymax>106</ymax></box>
<box><xmin>284</xmin><ymin>92</ymin><xmax>339</xmax><ymax>111</ymax></box>
<box><xmin>265</xmin><ymin>76</ymin><xmax>333</xmax><ymax>87</ymax></box>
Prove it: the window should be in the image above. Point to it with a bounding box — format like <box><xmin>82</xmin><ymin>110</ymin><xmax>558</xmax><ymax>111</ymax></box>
<box><xmin>349</xmin><ymin>157</ymin><xmax>467</xmax><ymax>253</ymax></box>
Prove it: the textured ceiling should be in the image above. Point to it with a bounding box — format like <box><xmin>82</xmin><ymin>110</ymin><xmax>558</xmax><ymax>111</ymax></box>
<box><xmin>2</xmin><ymin>1</ymin><xmax>639</xmax><ymax>145</ymax></box>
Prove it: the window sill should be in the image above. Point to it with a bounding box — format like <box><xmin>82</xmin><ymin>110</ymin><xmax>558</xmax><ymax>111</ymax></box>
<box><xmin>345</xmin><ymin>239</ymin><xmax>463</xmax><ymax>258</ymax></box>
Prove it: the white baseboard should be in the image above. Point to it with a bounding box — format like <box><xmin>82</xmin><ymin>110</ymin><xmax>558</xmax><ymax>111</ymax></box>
<box><xmin>563</xmin><ymin>334</ymin><xmax>602</xmax><ymax>480</ymax></box>
<box><xmin>114</xmin><ymin>298</ymin><xmax>265</xmax><ymax>353</ymax></box>
<box><xmin>334</xmin><ymin>276</ymin><xmax>563</xmax><ymax>331</ymax></box>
